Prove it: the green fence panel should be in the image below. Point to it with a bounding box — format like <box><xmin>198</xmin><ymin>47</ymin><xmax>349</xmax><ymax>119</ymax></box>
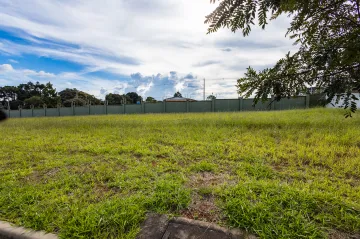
<box><xmin>215</xmin><ymin>99</ymin><xmax>240</xmax><ymax>112</ymax></box>
<box><xmin>22</xmin><ymin>109</ymin><xmax>33</xmax><ymax>117</ymax></box>
<box><xmin>9</xmin><ymin>110</ymin><xmax>20</xmax><ymax>118</ymax></box>
<box><xmin>243</xmin><ymin>99</ymin><xmax>270</xmax><ymax>111</ymax></box>
<box><xmin>60</xmin><ymin>108</ymin><xmax>72</xmax><ymax>116</ymax></box>
<box><xmin>189</xmin><ymin>101</ymin><xmax>212</xmax><ymax>112</ymax></box>
<box><xmin>274</xmin><ymin>97</ymin><xmax>306</xmax><ymax>110</ymax></box>
<box><xmin>90</xmin><ymin>105</ymin><xmax>105</xmax><ymax>115</ymax></box>
<box><xmin>144</xmin><ymin>103</ymin><xmax>163</xmax><ymax>113</ymax></box>
<box><xmin>107</xmin><ymin>105</ymin><xmax>122</xmax><ymax>114</ymax></box>
<box><xmin>33</xmin><ymin>109</ymin><xmax>45</xmax><ymax>117</ymax></box>
<box><xmin>125</xmin><ymin>104</ymin><xmax>142</xmax><ymax>114</ymax></box>
<box><xmin>309</xmin><ymin>94</ymin><xmax>325</xmax><ymax>108</ymax></box>
<box><xmin>46</xmin><ymin>108</ymin><xmax>59</xmax><ymax>117</ymax></box>
<box><xmin>166</xmin><ymin>102</ymin><xmax>187</xmax><ymax>113</ymax></box>
<box><xmin>74</xmin><ymin>107</ymin><xmax>89</xmax><ymax>116</ymax></box>
<box><xmin>6</xmin><ymin>97</ymin><xmax>309</xmax><ymax>119</ymax></box>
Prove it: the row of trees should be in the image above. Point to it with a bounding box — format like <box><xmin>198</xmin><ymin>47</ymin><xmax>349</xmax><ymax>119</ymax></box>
<box><xmin>0</xmin><ymin>82</ymin><xmax>60</xmax><ymax>110</ymax></box>
<box><xmin>105</xmin><ymin>91</ymin><xmax>199</xmax><ymax>104</ymax></box>
<box><xmin>0</xmin><ymin>82</ymin><xmax>195</xmax><ymax>110</ymax></box>
<box><xmin>0</xmin><ymin>82</ymin><xmax>111</xmax><ymax>110</ymax></box>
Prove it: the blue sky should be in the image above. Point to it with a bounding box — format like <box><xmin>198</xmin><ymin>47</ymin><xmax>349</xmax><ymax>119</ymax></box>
<box><xmin>0</xmin><ymin>0</ymin><xmax>296</xmax><ymax>100</ymax></box>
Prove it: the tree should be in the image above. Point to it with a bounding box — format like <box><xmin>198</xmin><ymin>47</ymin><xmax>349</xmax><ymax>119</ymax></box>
<box><xmin>0</xmin><ymin>86</ymin><xmax>20</xmax><ymax>109</ymax></box>
<box><xmin>145</xmin><ymin>96</ymin><xmax>157</xmax><ymax>103</ymax></box>
<box><xmin>59</xmin><ymin>88</ymin><xmax>102</xmax><ymax>107</ymax></box>
<box><xmin>174</xmin><ymin>92</ymin><xmax>183</xmax><ymax>97</ymax></box>
<box><xmin>58</xmin><ymin>88</ymin><xmax>77</xmax><ymax>107</ymax></box>
<box><xmin>206</xmin><ymin>0</ymin><xmax>360</xmax><ymax>116</ymax></box>
<box><xmin>41</xmin><ymin>82</ymin><xmax>60</xmax><ymax>108</ymax></box>
<box><xmin>207</xmin><ymin>94</ymin><xmax>216</xmax><ymax>100</ymax></box>
<box><xmin>17</xmin><ymin>82</ymin><xmax>45</xmax><ymax>102</ymax></box>
<box><xmin>0</xmin><ymin>86</ymin><xmax>18</xmax><ymax>101</ymax></box>
<box><xmin>106</xmin><ymin>93</ymin><xmax>123</xmax><ymax>105</ymax></box>
<box><xmin>24</xmin><ymin>96</ymin><xmax>44</xmax><ymax>108</ymax></box>
<box><xmin>126</xmin><ymin>92</ymin><xmax>142</xmax><ymax>104</ymax></box>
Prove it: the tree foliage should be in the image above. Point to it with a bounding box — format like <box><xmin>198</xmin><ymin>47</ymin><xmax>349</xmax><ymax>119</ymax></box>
<box><xmin>207</xmin><ymin>94</ymin><xmax>216</xmax><ymax>100</ymax></box>
<box><xmin>206</xmin><ymin>0</ymin><xmax>360</xmax><ymax>116</ymax></box>
<box><xmin>174</xmin><ymin>92</ymin><xmax>183</xmax><ymax>97</ymax></box>
<box><xmin>58</xmin><ymin>88</ymin><xmax>102</xmax><ymax>107</ymax></box>
<box><xmin>145</xmin><ymin>96</ymin><xmax>157</xmax><ymax>103</ymax></box>
<box><xmin>24</xmin><ymin>96</ymin><xmax>44</xmax><ymax>108</ymax></box>
<box><xmin>105</xmin><ymin>92</ymin><xmax>145</xmax><ymax>105</ymax></box>
<box><xmin>105</xmin><ymin>93</ymin><xmax>124</xmax><ymax>105</ymax></box>
<box><xmin>41</xmin><ymin>82</ymin><xmax>60</xmax><ymax>108</ymax></box>
<box><xmin>126</xmin><ymin>92</ymin><xmax>143</xmax><ymax>104</ymax></box>
<box><xmin>0</xmin><ymin>82</ymin><xmax>60</xmax><ymax>109</ymax></box>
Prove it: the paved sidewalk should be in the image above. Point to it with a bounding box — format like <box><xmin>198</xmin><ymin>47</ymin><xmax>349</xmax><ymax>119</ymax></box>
<box><xmin>137</xmin><ymin>213</ymin><xmax>257</xmax><ymax>239</ymax></box>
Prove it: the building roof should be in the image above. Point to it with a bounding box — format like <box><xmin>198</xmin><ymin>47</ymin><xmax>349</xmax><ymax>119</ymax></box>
<box><xmin>164</xmin><ymin>97</ymin><xmax>197</xmax><ymax>102</ymax></box>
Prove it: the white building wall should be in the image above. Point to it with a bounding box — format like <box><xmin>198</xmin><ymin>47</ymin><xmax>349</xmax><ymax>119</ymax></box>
<box><xmin>326</xmin><ymin>93</ymin><xmax>360</xmax><ymax>108</ymax></box>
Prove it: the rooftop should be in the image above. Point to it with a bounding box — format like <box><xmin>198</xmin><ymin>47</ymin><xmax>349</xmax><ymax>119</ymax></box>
<box><xmin>164</xmin><ymin>97</ymin><xmax>197</xmax><ymax>102</ymax></box>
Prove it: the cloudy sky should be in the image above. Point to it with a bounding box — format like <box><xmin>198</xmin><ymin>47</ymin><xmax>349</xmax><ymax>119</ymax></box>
<box><xmin>0</xmin><ymin>0</ymin><xmax>296</xmax><ymax>100</ymax></box>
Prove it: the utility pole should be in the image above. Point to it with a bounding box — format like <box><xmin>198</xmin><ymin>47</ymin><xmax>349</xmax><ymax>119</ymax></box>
<box><xmin>203</xmin><ymin>78</ymin><xmax>205</xmax><ymax>101</ymax></box>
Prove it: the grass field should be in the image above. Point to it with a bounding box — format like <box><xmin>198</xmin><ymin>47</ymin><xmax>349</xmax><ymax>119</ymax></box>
<box><xmin>0</xmin><ymin>108</ymin><xmax>359</xmax><ymax>239</ymax></box>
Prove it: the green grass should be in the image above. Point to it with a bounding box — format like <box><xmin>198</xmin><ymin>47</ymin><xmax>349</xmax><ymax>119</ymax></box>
<box><xmin>0</xmin><ymin>108</ymin><xmax>359</xmax><ymax>239</ymax></box>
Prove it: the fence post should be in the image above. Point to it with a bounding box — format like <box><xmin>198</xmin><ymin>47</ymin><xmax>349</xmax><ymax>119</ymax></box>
<box><xmin>31</xmin><ymin>105</ymin><xmax>34</xmax><ymax>117</ymax></box>
<box><xmin>186</xmin><ymin>100</ymin><xmax>189</xmax><ymax>112</ymax></box>
<box><xmin>58</xmin><ymin>104</ymin><xmax>61</xmax><ymax>117</ymax></box>
<box><xmin>88</xmin><ymin>101</ymin><xmax>91</xmax><ymax>115</ymax></box>
<box><xmin>212</xmin><ymin>99</ymin><xmax>215</xmax><ymax>112</ymax></box>
<box><xmin>271</xmin><ymin>95</ymin><xmax>275</xmax><ymax>110</ymax></box>
<box><xmin>105</xmin><ymin>101</ymin><xmax>108</xmax><ymax>115</ymax></box>
<box><xmin>306</xmin><ymin>94</ymin><xmax>310</xmax><ymax>109</ymax></box>
<box><xmin>44</xmin><ymin>104</ymin><xmax>47</xmax><ymax>117</ymax></box>
<box><xmin>142</xmin><ymin>102</ymin><xmax>145</xmax><ymax>114</ymax></box>
<box><xmin>239</xmin><ymin>97</ymin><xmax>243</xmax><ymax>112</ymax></box>
<box><xmin>123</xmin><ymin>104</ymin><xmax>126</xmax><ymax>114</ymax></box>
<box><xmin>72</xmin><ymin>102</ymin><xmax>75</xmax><ymax>116</ymax></box>
<box><xmin>163</xmin><ymin>101</ymin><xmax>166</xmax><ymax>113</ymax></box>
<box><xmin>18</xmin><ymin>105</ymin><xmax>22</xmax><ymax>118</ymax></box>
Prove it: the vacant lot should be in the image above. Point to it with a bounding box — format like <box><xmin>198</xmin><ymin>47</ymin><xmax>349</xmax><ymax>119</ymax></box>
<box><xmin>0</xmin><ymin>109</ymin><xmax>359</xmax><ymax>239</ymax></box>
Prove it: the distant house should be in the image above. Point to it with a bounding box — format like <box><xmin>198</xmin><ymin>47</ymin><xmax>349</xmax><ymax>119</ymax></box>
<box><xmin>164</xmin><ymin>97</ymin><xmax>197</xmax><ymax>102</ymax></box>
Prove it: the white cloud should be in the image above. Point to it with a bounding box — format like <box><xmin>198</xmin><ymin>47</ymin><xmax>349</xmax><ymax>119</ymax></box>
<box><xmin>0</xmin><ymin>63</ymin><xmax>238</xmax><ymax>100</ymax></box>
<box><xmin>0</xmin><ymin>64</ymin><xmax>14</xmax><ymax>72</ymax></box>
<box><xmin>9</xmin><ymin>59</ymin><xmax>19</xmax><ymax>64</ymax></box>
<box><xmin>23</xmin><ymin>69</ymin><xmax>55</xmax><ymax>77</ymax></box>
<box><xmin>0</xmin><ymin>0</ymin><xmax>297</xmax><ymax>99</ymax></box>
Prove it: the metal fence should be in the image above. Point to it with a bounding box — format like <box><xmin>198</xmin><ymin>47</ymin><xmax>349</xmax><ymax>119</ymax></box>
<box><xmin>5</xmin><ymin>96</ymin><xmax>310</xmax><ymax>118</ymax></box>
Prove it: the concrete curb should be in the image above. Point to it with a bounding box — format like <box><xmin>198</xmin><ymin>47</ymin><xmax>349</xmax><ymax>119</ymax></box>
<box><xmin>170</xmin><ymin>217</ymin><xmax>257</xmax><ymax>239</ymax></box>
<box><xmin>0</xmin><ymin>221</ymin><xmax>58</xmax><ymax>239</ymax></box>
<box><xmin>137</xmin><ymin>213</ymin><xmax>257</xmax><ymax>239</ymax></box>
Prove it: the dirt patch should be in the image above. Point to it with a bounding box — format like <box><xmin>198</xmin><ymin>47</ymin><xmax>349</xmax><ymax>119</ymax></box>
<box><xmin>93</xmin><ymin>183</ymin><xmax>123</xmax><ymax>200</ymax></box>
<box><xmin>46</xmin><ymin>167</ymin><xmax>61</xmax><ymax>177</ymax></box>
<box><xmin>180</xmin><ymin>194</ymin><xmax>222</xmax><ymax>224</ymax></box>
<box><xmin>182</xmin><ymin>172</ymin><xmax>234</xmax><ymax>224</ymax></box>
<box><xmin>345</xmin><ymin>172</ymin><xmax>360</xmax><ymax>181</ymax></box>
<box><xmin>187</xmin><ymin>172</ymin><xmax>234</xmax><ymax>188</ymax></box>
<box><xmin>328</xmin><ymin>230</ymin><xmax>360</xmax><ymax>239</ymax></box>
<box><xmin>23</xmin><ymin>167</ymin><xmax>61</xmax><ymax>182</ymax></box>
<box><xmin>93</xmin><ymin>184</ymin><xmax>113</xmax><ymax>196</ymax></box>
